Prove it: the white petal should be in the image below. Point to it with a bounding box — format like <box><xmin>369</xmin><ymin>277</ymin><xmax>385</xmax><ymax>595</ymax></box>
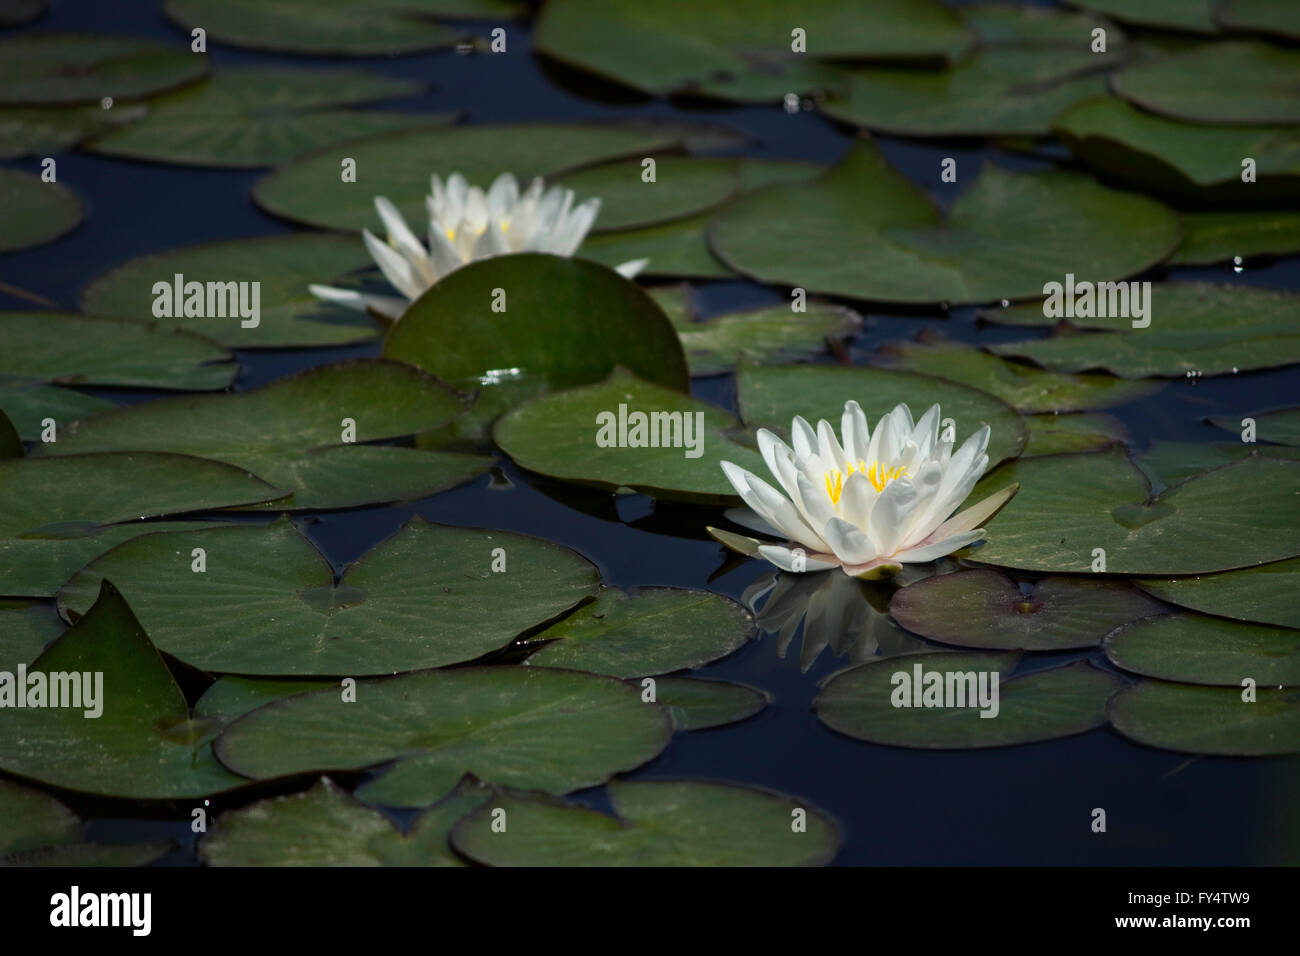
<box><xmin>822</xmin><ymin>516</ymin><xmax>877</xmax><ymax>565</ymax></box>
<box><xmin>722</xmin><ymin>506</ymin><xmax>780</xmax><ymax>538</ymax></box>
<box><xmin>841</xmin><ymin>400</ymin><xmax>871</xmax><ymax>463</ymax></box>
<box><xmin>486</xmin><ymin>173</ymin><xmax>518</xmax><ymax>219</ymax></box>
<box><xmin>614</xmin><ymin>258</ymin><xmax>649</xmax><ymax>278</ymax></box>
<box><xmin>757</xmin><ymin>544</ymin><xmax>841</xmax><ymax>574</ymax></box>
<box><xmin>362</xmin><ymin>229</ymin><xmax>425</xmax><ymax>301</ymax></box>
<box><xmin>720</xmin><ymin>461</ymin><xmax>825</xmax><ymax>551</ymax></box>
<box><xmin>895</xmin><ymin>529</ymin><xmax>986</xmax><ymax>564</ymax></box>
<box><xmin>308</xmin><ymin>284</ymin><xmax>407</xmax><ymax>321</ymax></box>
<box><xmin>790</xmin><ymin>416</ymin><xmax>817</xmax><ymax>460</ymax></box>
<box><xmin>930</xmin><ymin>482</ymin><xmax>1019</xmax><ymax>540</ymax></box>
<box><xmin>866</xmin><ymin>475</ymin><xmax>919</xmax><ymax>557</ymax></box>
<box><xmin>817</xmin><ymin>418</ymin><xmax>848</xmax><ymax>470</ymax></box>
<box><xmin>373</xmin><ymin>196</ymin><xmax>433</xmax><ymax>283</ymax></box>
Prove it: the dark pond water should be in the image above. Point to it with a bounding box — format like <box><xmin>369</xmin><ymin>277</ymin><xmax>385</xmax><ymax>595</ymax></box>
<box><xmin>3</xmin><ymin>0</ymin><xmax>1297</xmax><ymax>865</ymax></box>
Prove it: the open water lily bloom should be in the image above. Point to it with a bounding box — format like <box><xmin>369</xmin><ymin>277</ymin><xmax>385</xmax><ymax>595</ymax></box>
<box><xmin>712</xmin><ymin>401</ymin><xmax>1019</xmax><ymax>579</ymax></box>
<box><xmin>309</xmin><ymin>171</ymin><xmax>649</xmax><ymax>321</ymax></box>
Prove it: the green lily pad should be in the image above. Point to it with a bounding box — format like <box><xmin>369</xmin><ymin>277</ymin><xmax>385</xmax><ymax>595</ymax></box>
<box><xmin>0</xmin><ymin>33</ymin><xmax>207</xmax><ymax>105</ymax></box>
<box><xmin>1218</xmin><ymin>0</ymin><xmax>1300</xmax><ymax>40</ymax></box>
<box><xmin>0</xmin><ymin>409</ymin><xmax>19</xmax><ymax>459</ymax></box>
<box><xmin>215</xmin><ymin>665</ymin><xmax>673</xmax><ymax>808</ymax></box>
<box><xmin>1135</xmin><ymin>441</ymin><xmax>1300</xmax><ymax>489</ymax></box>
<box><xmin>0</xmin><ymin>779</ymin><xmax>78</xmax><ymax>855</ymax></box>
<box><xmin>990</xmin><ymin>283</ymin><xmax>1300</xmax><ymax>378</ymax></box>
<box><xmin>647</xmin><ymin>283</ymin><xmax>693</xmax><ymax>328</ymax></box>
<box><xmin>1104</xmin><ymin>613</ymin><xmax>1300</xmax><ymax>686</ymax></box>
<box><xmin>0</xmin><ymin>581</ymin><xmax>248</xmax><ymax>798</ymax></box>
<box><xmin>710</xmin><ymin>141</ymin><xmax>1181</xmax><ymax>305</ymax></box>
<box><xmin>970</xmin><ymin>448</ymin><xmax>1300</xmax><ymax>574</ymax></box>
<box><xmin>874</xmin><ymin>335</ymin><xmax>1160</xmax><ymax>412</ymax></box>
<box><xmin>0</xmin><ymin>170</ymin><xmax>82</xmax><ymax>253</ymax></box>
<box><xmin>161</xmin><ymin>0</ymin><xmax>504</xmax><ymax>56</ymax></box>
<box><xmin>0</xmin><ymin>103</ymin><xmax>143</xmax><ymax>160</ymax></box>
<box><xmin>195</xmin><ymin>676</ymin><xmax>335</xmax><ymax>723</ymax></box>
<box><xmin>1109</xmin><ymin>680</ymin><xmax>1300</xmax><ymax>755</ymax></box>
<box><xmin>0</xmin><ymin>521</ymin><xmax>229</xmax><ymax>599</ymax></box>
<box><xmin>1113</xmin><ymin>41</ymin><xmax>1300</xmax><ymax>124</ymax></box>
<box><xmin>451</xmin><ymin>779</ymin><xmax>841</xmax><ymax>866</ymax></box>
<box><xmin>59</xmin><ymin>517</ymin><xmax>598</xmax><ymax>677</ymax></box>
<box><xmin>1054</xmin><ymin>96</ymin><xmax>1300</xmax><ymax>200</ymax></box>
<box><xmin>0</xmin><ymin>452</ymin><xmax>280</xmax><ymax>540</ymax></box>
<box><xmin>654</xmin><ymin>677</ymin><xmax>769</xmax><ymax>731</ymax></box>
<box><xmin>383</xmin><ymin>254</ymin><xmax>689</xmax><ymax>420</ymax></box>
<box><xmin>678</xmin><ymin>300</ymin><xmax>861</xmax><ymax>377</ymax></box>
<box><xmin>1169</xmin><ymin>210</ymin><xmax>1300</xmax><ymax>265</ymax></box>
<box><xmin>1066</xmin><ymin>0</ymin><xmax>1217</xmax><ymax>33</ymax></box>
<box><xmin>821</xmin><ymin>45</ymin><xmax>1117</xmax><ymax>137</ymax></box>
<box><xmin>535</xmin><ymin>0</ymin><xmax>971</xmax><ymax>103</ymax></box>
<box><xmin>1136</xmin><ymin>558</ymin><xmax>1300</xmax><ymax>629</ymax></box>
<box><xmin>521</xmin><ymin>587</ymin><xmax>753</xmax><ymax>678</ymax></box>
<box><xmin>1024</xmin><ymin>412</ymin><xmax>1126</xmax><ymax>455</ymax></box>
<box><xmin>0</xmin><ymin>778</ymin><xmax>173</xmax><ymax>867</ymax></box>
<box><xmin>34</xmin><ymin>360</ymin><xmax>490</xmax><ymax>511</ymax></box>
<box><xmin>253</xmin><ymin>123</ymin><xmax>684</xmax><ymax>233</ymax></box>
<box><xmin>815</xmin><ymin>651</ymin><xmax>1124</xmax><ymax>748</ymax></box>
<box><xmin>0</xmin><ymin>380</ymin><xmax>116</xmax><ymax>442</ymax></box>
<box><xmin>890</xmin><ymin>568</ymin><xmax>1166</xmax><ymax>651</ymax></box>
<box><xmin>0</xmin><ymin>599</ymin><xmax>62</xmax><ymax>669</ymax></box>
<box><xmin>580</xmin><ymin>212</ymin><xmax>736</xmax><ymax>279</ymax></box>
<box><xmin>558</xmin><ymin>155</ymin><xmax>739</xmax><ymax>233</ymax></box>
<box><xmin>735</xmin><ymin>158</ymin><xmax>823</xmax><ymax>192</ymax></box>
<box><xmin>494</xmin><ymin>368</ymin><xmax>767</xmax><ymax>505</ymax></box>
<box><xmin>734</xmin><ymin>361</ymin><xmax>1027</xmax><ymax>467</ymax></box>
<box><xmin>89</xmin><ymin>67</ymin><xmax>449</xmax><ymax>168</ymax></box>
<box><xmin>1</xmin><ymin>312</ymin><xmax>235</xmax><ymax>390</ymax></box>
<box><xmin>963</xmin><ymin>2</ymin><xmax>1124</xmax><ymax>44</ymax></box>
<box><xmin>199</xmin><ymin>777</ymin><xmax>489</xmax><ymax>866</ymax></box>
<box><xmin>81</xmin><ymin>234</ymin><xmax>381</xmax><ymax>348</ymax></box>
<box><xmin>1210</xmin><ymin>407</ymin><xmax>1300</xmax><ymax>447</ymax></box>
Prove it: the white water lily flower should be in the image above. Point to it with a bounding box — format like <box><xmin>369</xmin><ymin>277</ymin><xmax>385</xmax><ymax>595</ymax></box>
<box><xmin>309</xmin><ymin>171</ymin><xmax>649</xmax><ymax>321</ymax></box>
<box><xmin>711</xmin><ymin>401</ymin><xmax>1019</xmax><ymax>579</ymax></box>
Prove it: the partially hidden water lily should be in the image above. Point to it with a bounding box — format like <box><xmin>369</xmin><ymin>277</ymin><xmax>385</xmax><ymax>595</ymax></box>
<box><xmin>710</xmin><ymin>401</ymin><xmax>1019</xmax><ymax>579</ymax></box>
<box><xmin>309</xmin><ymin>172</ymin><xmax>649</xmax><ymax>321</ymax></box>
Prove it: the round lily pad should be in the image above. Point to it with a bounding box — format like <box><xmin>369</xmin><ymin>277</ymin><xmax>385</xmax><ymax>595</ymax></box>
<box><xmin>58</xmin><ymin>517</ymin><xmax>599</xmax><ymax>677</ymax></box>
<box><xmin>0</xmin><ymin>170</ymin><xmax>82</xmax><ymax>253</ymax></box>
<box><xmin>1210</xmin><ymin>407</ymin><xmax>1300</xmax><ymax>447</ymax></box>
<box><xmin>0</xmin><ymin>33</ymin><xmax>207</xmax><ymax>105</ymax></box>
<box><xmin>0</xmin><ymin>103</ymin><xmax>141</xmax><ymax>160</ymax></box>
<box><xmin>558</xmin><ymin>155</ymin><xmax>739</xmax><ymax>233</ymax></box>
<box><xmin>0</xmin><ymin>599</ymin><xmax>63</xmax><ymax>670</ymax></box>
<box><xmin>1104</xmin><ymin>613</ymin><xmax>1300</xmax><ymax>686</ymax></box>
<box><xmin>991</xmin><ymin>282</ymin><xmax>1300</xmax><ymax>378</ymax></box>
<box><xmin>1217</xmin><ymin>0</ymin><xmax>1300</xmax><ymax>40</ymax></box>
<box><xmin>522</xmin><ymin>587</ymin><xmax>754</xmax><ymax>678</ymax></box>
<box><xmin>1054</xmin><ymin>96</ymin><xmax>1300</xmax><ymax>200</ymax></box>
<box><xmin>1135</xmin><ymin>558</ymin><xmax>1300</xmax><ymax>629</ymax></box>
<box><xmin>535</xmin><ymin>0</ymin><xmax>971</xmax><ymax>103</ymax></box>
<box><xmin>815</xmin><ymin>651</ymin><xmax>1125</xmax><ymax>748</ymax></box>
<box><xmin>253</xmin><ymin>123</ymin><xmax>684</xmax><ymax>233</ymax></box>
<box><xmin>0</xmin><ymin>581</ymin><xmax>248</xmax><ymax>799</ymax></box>
<box><xmin>678</xmin><ymin>300</ymin><xmax>862</xmax><ymax>377</ymax></box>
<box><xmin>88</xmin><ymin>67</ymin><xmax>447</xmax><ymax>168</ymax></box>
<box><xmin>81</xmin><ymin>233</ymin><xmax>381</xmax><ymax>348</ymax></box>
<box><xmin>494</xmin><ymin>368</ymin><xmax>768</xmax><ymax>505</ymax></box>
<box><xmin>0</xmin><ymin>312</ymin><xmax>234</xmax><ymax>391</ymax></box>
<box><xmin>1109</xmin><ymin>680</ymin><xmax>1300</xmax><ymax>755</ymax></box>
<box><xmin>963</xmin><ymin>2</ymin><xmax>1124</xmax><ymax>44</ymax></box>
<box><xmin>890</xmin><ymin>568</ymin><xmax>1167</xmax><ymax>651</ymax></box>
<box><xmin>580</xmin><ymin>212</ymin><xmax>735</xmax><ymax>279</ymax></box>
<box><xmin>1113</xmin><ymin>41</ymin><xmax>1300</xmax><ymax>125</ymax></box>
<box><xmin>34</xmin><ymin>359</ymin><xmax>489</xmax><ymax>511</ymax></box>
<box><xmin>161</xmin><ymin>0</ymin><xmax>500</xmax><ymax>56</ymax></box>
<box><xmin>970</xmin><ymin>449</ymin><xmax>1300</xmax><ymax>574</ymax></box>
<box><xmin>710</xmin><ymin>141</ymin><xmax>1181</xmax><ymax>305</ymax></box>
<box><xmin>1135</xmin><ymin>441</ymin><xmax>1300</xmax><ymax>490</ymax></box>
<box><xmin>0</xmin><ymin>380</ymin><xmax>115</xmax><ymax>441</ymax></box>
<box><xmin>2</xmin><ymin>841</ymin><xmax>173</xmax><ymax>867</ymax></box>
<box><xmin>214</xmin><ymin>666</ymin><xmax>674</xmax><ymax>808</ymax></box>
<box><xmin>195</xmin><ymin>676</ymin><xmax>334</xmax><ymax>723</ymax></box>
<box><xmin>1066</xmin><ymin>0</ymin><xmax>1217</xmax><ymax>33</ymax></box>
<box><xmin>383</xmin><ymin>254</ymin><xmax>689</xmax><ymax>409</ymax></box>
<box><xmin>821</xmin><ymin>46</ymin><xmax>1116</xmax><ymax>137</ymax></box>
<box><xmin>199</xmin><ymin>777</ymin><xmax>488</xmax><ymax>866</ymax></box>
<box><xmin>654</xmin><ymin>677</ymin><xmax>769</xmax><ymax>731</ymax></box>
<box><xmin>0</xmin><ymin>779</ymin><xmax>78</xmax><ymax>856</ymax></box>
<box><xmin>451</xmin><ymin>779</ymin><xmax>841</xmax><ymax>866</ymax></box>
<box><xmin>734</xmin><ymin>360</ymin><xmax>1027</xmax><ymax>467</ymax></box>
<box><xmin>1170</xmin><ymin>210</ymin><xmax>1300</xmax><ymax>265</ymax></box>
<box><xmin>1024</xmin><ymin>412</ymin><xmax>1126</xmax><ymax>456</ymax></box>
<box><xmin>874</xmin><ymin>335</ymin><xmax>1160</xmax><ymax>412</ymax></box>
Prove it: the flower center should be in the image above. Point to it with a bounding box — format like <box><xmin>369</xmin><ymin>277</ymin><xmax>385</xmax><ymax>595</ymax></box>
<box><xmin>823</xmin><ymin>460</ymin><xmax>908</xmax><ymax>504</ymax></box>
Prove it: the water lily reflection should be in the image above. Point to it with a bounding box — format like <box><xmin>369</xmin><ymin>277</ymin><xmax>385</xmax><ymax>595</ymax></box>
<box><xmin>743</xmin><ymin>565</ymin><xmax>942</xmax><ymax>672</ymax></box>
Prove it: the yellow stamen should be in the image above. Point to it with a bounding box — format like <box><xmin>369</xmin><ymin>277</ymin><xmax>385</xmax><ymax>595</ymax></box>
<box><xmin>445</xmin><ymin>228</ymin><xmax>456</xmax><ymax>241</ymax></box>
<box><xmin>824</xmin><ymin>460</ymin><xmax>909</xmax><ymax>503</ymax></box>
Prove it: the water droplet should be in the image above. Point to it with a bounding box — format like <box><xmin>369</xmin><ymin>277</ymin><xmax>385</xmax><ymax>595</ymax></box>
<box><xmin>100</xmin><ymin>97</ymin><xmax>113</xmax><ymax>110</ymax></box>
<box><xmin>783</xmin><ymin>93</ymin><xmax>799</xmax><ymax>114</ymax></box>
<box><xmin>999</xmin><ymin>299</ymin><xmax>1009</xmax><ymax>308</ymax></box>
<box><xmin>1232</xmin><ymin>255</ymin><xmax>1244</xmax><ymax>273</ymax></box>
